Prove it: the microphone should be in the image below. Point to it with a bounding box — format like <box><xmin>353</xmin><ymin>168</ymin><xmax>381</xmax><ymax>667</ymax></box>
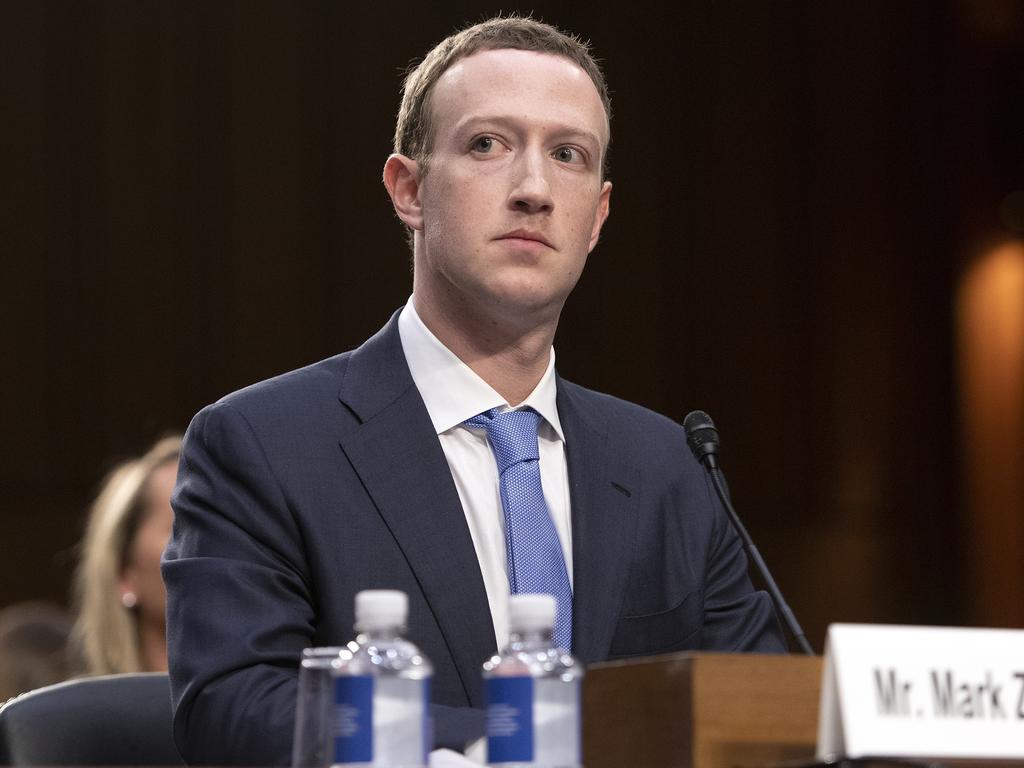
<box><xmin>684</xmin><ymin>410</ymin><xmax>721</xmax><ymax>469</ymax></box>
<box><xmin>683</xmin><ymin>410</ymin><xmax>814</xmax><ymax>655</ymax></box>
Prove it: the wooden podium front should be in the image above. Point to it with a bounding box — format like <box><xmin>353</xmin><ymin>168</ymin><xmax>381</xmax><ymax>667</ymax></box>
<box><xmin>583</xmin><ymin>653</ymin><xmax>822</xmax><ymax>768</ymax></box>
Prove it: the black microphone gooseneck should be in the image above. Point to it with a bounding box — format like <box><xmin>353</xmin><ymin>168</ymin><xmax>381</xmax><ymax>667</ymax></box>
<box><xmin>683</xmin><ymin>410</ymin><xmax>814</xmax><ymax>655</ymax></box>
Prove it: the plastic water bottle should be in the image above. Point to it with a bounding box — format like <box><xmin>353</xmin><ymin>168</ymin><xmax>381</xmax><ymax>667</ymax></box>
<box><xmin>483</xmin><ymin>594</ymin><xmax>584</xmax><ymax>768</ymax></box>
<box><xmin>331</xmin><ymin>590</ymin><xmax>433</xmax><ymax>767</ymax></box>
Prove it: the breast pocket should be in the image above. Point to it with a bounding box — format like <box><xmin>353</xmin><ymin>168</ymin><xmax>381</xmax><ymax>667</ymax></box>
<box><xmin>608</xmin><ymin>591</ymin><xmax>702</xmax><ymax>658</ymax></box>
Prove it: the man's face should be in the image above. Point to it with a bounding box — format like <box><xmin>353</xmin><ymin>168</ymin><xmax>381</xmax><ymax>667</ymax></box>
<box><xmin>411</xmin><ymin>48</ymin><xmax>611</xmax><ymax>329</ymax></box>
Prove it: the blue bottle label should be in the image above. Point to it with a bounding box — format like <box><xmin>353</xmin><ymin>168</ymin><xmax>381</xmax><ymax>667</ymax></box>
<box><xmin>423</xmin><ymin>677</ymin><xmax>433</xmax><ymax>761</ymax></box>
<box><xmin>333</xmin><ymin>675</ymin><xmax>373</xmax><ymax>763</ymax></box>
<box><xmin>486</xmin><ymin>676</ymin><xmax>534</xmax><ymax>763</ymax></box>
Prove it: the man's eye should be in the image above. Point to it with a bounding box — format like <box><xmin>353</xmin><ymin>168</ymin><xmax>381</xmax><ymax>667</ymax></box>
<box><xmin>554</xmin><ymin>146</ymin><xmax>583</xmax><ymax>164</ymax></box>
<box><xmin>472</xmin><ymin>136</ymin><xmax>494</xmax><ymax>153</ymax></box>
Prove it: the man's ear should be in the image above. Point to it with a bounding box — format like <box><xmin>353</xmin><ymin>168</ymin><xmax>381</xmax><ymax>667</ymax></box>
<box><xmin>588</xmin><ymin>180</ymin><xmax>612</xmax><ymax>252</ymax></box>
<box><xmin>383</xmin><ymin>154</ymin><xmax>423</xmax><ymax>231</ymax></box>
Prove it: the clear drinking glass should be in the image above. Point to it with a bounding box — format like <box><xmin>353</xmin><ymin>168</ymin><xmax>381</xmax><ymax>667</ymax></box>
<box><xmin>292</xmin><ymin>646</ymin><xmax>349</xmax><ymax>768</ymax></box>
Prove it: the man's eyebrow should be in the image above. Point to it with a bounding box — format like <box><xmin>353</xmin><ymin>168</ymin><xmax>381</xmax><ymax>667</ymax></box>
<box><xmin>452</xmin><ymin>114</ymin><xmax>603</xmax><ymax>147</ymax></box>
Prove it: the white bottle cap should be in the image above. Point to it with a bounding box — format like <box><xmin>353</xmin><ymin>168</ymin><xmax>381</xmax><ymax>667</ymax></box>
<box><xmin>354</xmin><ymin>590</ymin><xmax>408</xmax><ymax>632</ymax></box>
<box><xmin>508</xmin><ymin>594</ymin><xmax>557</xmax><ymax>633</ymax></box>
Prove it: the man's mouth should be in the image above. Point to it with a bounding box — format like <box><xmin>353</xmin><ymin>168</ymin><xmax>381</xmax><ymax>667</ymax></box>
<box><xmin>498</xmin><ymin>229</ymin><xmax>553</xmax><ymax>249</ymax></box>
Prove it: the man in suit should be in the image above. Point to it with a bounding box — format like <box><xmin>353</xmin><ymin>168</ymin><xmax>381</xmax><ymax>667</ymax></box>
<box><xmin>163</xmin><ymin>16</ymin><xmax>785</xmax><ymax>766</ymax></box>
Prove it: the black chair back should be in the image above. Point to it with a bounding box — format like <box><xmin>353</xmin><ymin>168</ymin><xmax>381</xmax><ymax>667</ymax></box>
<box><xmin>0</xmin><ymin>672</ymin><xmax>182</xmax><ymax>765</ymax></box>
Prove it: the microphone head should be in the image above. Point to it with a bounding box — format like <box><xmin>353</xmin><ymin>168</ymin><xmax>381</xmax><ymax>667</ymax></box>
<box><xmin>683</xmin><ymin>410</ymin><xmax>720</xmax><ymax>467</ymax></box>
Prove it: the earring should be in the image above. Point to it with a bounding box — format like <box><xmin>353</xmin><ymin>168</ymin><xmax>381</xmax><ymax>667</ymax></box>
<box><xmin>121</xmin><ymin>591</ymin><xmax>138</xmax><ymax>609</ymax></box>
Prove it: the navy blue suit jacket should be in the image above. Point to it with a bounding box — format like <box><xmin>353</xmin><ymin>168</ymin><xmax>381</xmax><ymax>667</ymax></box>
<box><xmin>163</xmin><ymin>313</ymin><xmax>784</xmax><ymax>765</ymax></box>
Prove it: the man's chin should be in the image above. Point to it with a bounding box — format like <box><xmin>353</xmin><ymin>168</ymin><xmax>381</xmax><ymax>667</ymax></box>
<box><xmin>478</xmin><ymin>288</ymin><xmax>571</xmax><ymax>330</ymax></box>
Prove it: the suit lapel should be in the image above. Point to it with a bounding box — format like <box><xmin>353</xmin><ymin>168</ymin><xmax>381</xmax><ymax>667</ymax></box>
<box><xmin>558</xmin><ymin>380</ymin><xmax>639</xmax><ymax>664</ymax></box>
<box><xmin>336</xmin><ymin>314</ymin><xmax>495</xmax><ymax>706</ymax></box>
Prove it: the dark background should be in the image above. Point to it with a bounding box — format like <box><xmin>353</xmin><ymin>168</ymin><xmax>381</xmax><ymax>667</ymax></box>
<box><xmin>2</xmin><ymin>0</ymin><xmax>1022</xmax><ymax>649</ymax></box>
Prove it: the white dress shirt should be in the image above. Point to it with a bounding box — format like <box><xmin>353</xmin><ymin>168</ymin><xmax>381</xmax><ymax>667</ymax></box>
<box><xmin>397</xmin><ymin>296</ymin><xmax>572</xmax><ymax>650</ymax></box>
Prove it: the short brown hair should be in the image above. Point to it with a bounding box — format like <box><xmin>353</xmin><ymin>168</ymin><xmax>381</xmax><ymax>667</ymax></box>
<box><xmin>394</xmin><ymin>15</ymin><xmax>612</xmax><ymax>176</ymax></box>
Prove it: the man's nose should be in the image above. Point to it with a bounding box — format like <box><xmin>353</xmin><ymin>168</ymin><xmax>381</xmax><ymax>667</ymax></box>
<box><xmin>508</xmin><ymin>149</ymin><xmax>554</xmax><ymax>214</ymax></box>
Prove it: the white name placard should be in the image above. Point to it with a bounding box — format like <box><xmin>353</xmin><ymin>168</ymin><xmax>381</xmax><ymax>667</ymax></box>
<box><xmin>817</xmin><ymin>623</ymin><xmax>1024</xmax><ymax>760</ymax></box>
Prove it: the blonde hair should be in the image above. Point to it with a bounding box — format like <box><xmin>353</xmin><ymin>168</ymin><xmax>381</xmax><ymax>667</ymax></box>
<box><xmin>71</xmin><ymin>435</ymin><xmax>182</xmax><ymax>674</ymax></box>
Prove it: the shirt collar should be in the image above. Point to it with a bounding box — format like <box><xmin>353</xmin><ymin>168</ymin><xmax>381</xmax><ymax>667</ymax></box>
<box><xmin>397</xmin><ymin>295</ymin><xmax>564</xmax><ymax>440</ymax></box>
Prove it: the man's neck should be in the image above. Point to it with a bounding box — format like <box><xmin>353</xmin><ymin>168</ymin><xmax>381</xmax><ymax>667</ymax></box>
<box><xmin>413</xmin><ymin>295</ymin><xmax>557</xmax><ymax>406</ymax></box>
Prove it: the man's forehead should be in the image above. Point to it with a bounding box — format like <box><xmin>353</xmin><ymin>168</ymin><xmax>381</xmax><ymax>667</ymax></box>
<box><xmin>429</xmin><ymin>48</ymin><xmax>610</xmax><ymax>145</ymax></box>
<box><xmin>440</xmin><ymin>47</ymin><xmax>592</xmax><ymax>86</ymax></box>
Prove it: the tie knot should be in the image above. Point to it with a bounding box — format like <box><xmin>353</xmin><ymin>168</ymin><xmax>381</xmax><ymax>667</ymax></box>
<box><xmin>464</xmin><ymin>408</ymin><xmax>541</xmax><ymax>474</ymax></box>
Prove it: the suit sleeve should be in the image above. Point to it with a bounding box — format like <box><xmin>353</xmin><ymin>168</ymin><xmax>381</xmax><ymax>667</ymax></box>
<box><xmin>163</xmin><ymin>402</ymin><xmax>312</xmax><ymax>765</ymax></box>
<box><xmin>698</xmin><ymin>473</ymin><xmax>789</xmax><ymax>653</ymax></box>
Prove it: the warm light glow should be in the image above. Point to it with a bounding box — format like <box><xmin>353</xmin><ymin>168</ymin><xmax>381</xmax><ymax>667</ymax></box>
<box><xmin>958</xmin><ymin>242</ymin><xmax>1024</xmax><ymax>409</ymax></box>
<box><xmin>958</xmin><ymin>240</ymin><xmax>1024</xmax><ymax>364</ymax></box>
<box><xmin>956</xmin><ymin>240</ymin><xmax>1024</xmax><ymax>627</ymax></box>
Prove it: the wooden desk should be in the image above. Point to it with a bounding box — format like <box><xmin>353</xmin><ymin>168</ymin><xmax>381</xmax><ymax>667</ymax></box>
<box><xmin>583</xmin><ymin>652</ymin><xmax>823</xmax><ymax>768</ymax></box>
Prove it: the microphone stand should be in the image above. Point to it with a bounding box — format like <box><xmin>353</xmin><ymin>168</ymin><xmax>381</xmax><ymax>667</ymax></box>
<box><xmin>706</xmin><ymin>464</ymin><xmax>814</xmax><ymax>655</ymax></box>
<box><xmin>685</xmin><ymin>411</ymin><xmax>814</xmax><ymax>655</ymax></box>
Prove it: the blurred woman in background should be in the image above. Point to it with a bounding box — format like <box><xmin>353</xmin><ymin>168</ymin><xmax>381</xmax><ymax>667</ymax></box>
<box><xmin>72</xmin><ymin>435</ymin><xmax>181</xmax><ymax>674</ymax></box>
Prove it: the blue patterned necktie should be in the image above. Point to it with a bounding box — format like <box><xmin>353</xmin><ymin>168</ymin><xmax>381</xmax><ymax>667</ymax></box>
<box><xmin>464</xmin><ymin>407</ymin><xmax>573</xmax><ymax>650</ymax></box>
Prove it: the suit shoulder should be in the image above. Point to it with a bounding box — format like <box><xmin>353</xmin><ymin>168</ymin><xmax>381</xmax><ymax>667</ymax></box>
<box><xmin>559</xmin><ymin>379</ymin><xmax>686</xmax><ymax>446</ymax></box>
<box><xmin>204</xmin><ymin>351</ymin><xmax>354</xmax><ymax>422</ymax></box>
